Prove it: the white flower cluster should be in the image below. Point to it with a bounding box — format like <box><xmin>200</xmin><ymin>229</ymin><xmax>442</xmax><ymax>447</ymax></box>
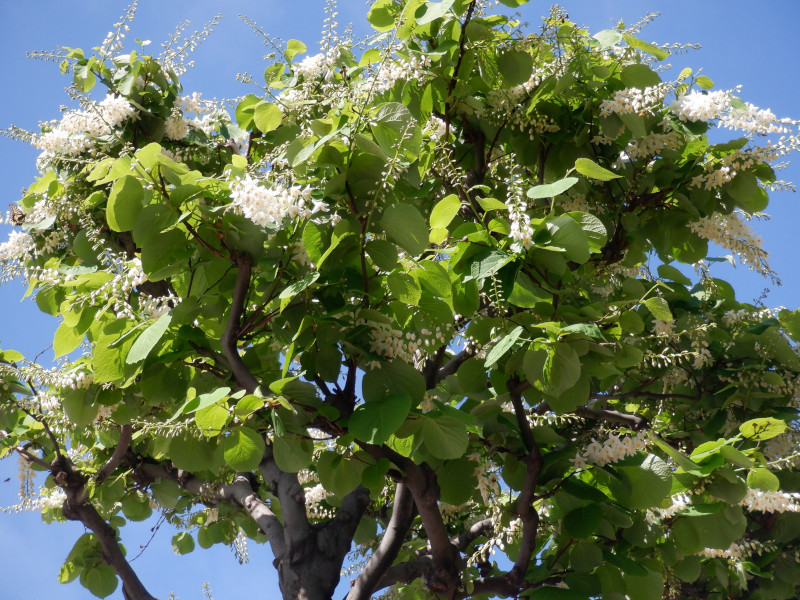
<box><xmin>720</xmin><ymin>102</ymin><xmax>790</xmax><ymax>135</ymax></box>
<box><xmin>646</xmin><ymin>493</ymin><xmax>692</xmax><ymax>524</ymax></box>
<box><xmin>305</xmin><ymin>483</ymin><xmax>332</xmax><ymax>519</ymax></box>
<box><xmin>229</xmin><ymin>175</ymin><xmax>323</xmax><ymax>230</ymax></box>
<box><xmin>474</xmin><ymin>463</ymin><xmax>501</xmax><ymax>505</ymax></box>
<box><xmin>425</xmin><ymin>116</ymin><xmax>448</xmax><ymax>142</ymax></box>
<box><xmin>34</xmin><ymin>94</ymin><xmax>137</xmax><ymax>157</ymax></box>
<box><xmin>599</xmin><ymin>85</ymin><xmax>669</xmax><ymax>117</ymax></box>
<box><xmin>369</xmin><ymin>326</ymin><xmax>415</xmax><ymax>362</ymax></box>
<box><xmin>94</xmin><ymin>403</ymin><xmax>119</xmax><ymax>424</ymax></box>
<box><xmin>688</xmin><ymin>211</ymin><xmax>770</xmax><ymax>277</ymax></box>
<box><xmin>672</xmin><ymin>89</ymin><xmax>791</xmax><ymax>136</ymax></box>
<box><xmin>740</xmin><ymin>488</ymin><xmax>800</xmax><ymax>513</ymax></box>
<box><xmin>165</xmin><ymin>113</ymin><xmax>190</xmax><ymax>141</ymax></box>
<box><xmin>570</xmin><ymin>431</ymin><xmax>649</xmax><ymax>470</ymax></box>
<box><xmin>652</xmin><ymin>319</ymin><xmax>675</xmax><ymax>337</ymax></box>
<box><xmin>509</xmin><ymin>210</ymin><xmax>534</xmax><ymax>250</ymax></box>
<box><xmin>671</xmin><ymin>90</ymin><xmax>730</xmax><ymax>122</ymax></box>
<box><xmin>0</xmin><ymin>231</ymin><xmax>35</xmax><ymax>263</ymax></box>
<box><xmin>294</xmin><ymin>53</ymin><xmax>329</xmax><ymax>80</ymax></box>
<box><xmin>699</xmin><ymin>539</ymin><xmax>774</xmax><ymax>560</ymax></box>
<box><xmin>625</xmin><ymin>130</ymin><xmax>683</xmax><ymax>160</ymax></box>
<box><xmin>372</xmin><ymin>54</ymin><xmax>431</xmax><ymax>93</ymax></box>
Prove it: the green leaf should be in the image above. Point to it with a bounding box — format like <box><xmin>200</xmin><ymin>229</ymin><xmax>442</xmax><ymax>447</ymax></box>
<box><xmin>316</xmin><ymin>451</ymin><xmax>365</xmax><ymax>497</ymax></box>
<box><xmin>171</xmin><ymin>532</ymin><xmax>195</xmax><ymax>555</ymax></box>
<box><xmin>574</xmin><ymin>158</ymin><xmax>621</xmax><ymax>181</ymax></box>
<box><xmin>368</xmin><ymin>0</ymin><xmax>397</xmax><ymax>31</ymax></box>
<box><xmin>740</xmin><ymin>417</ymin><xmax>787</xmax><ymax>441</ymax></box>
<box><xmin>464</xmin><ymin>249</ymin><xmax>512</xmax><ymax>282</ymax></box>
<box><xmin>169</xmin><ymin>434</ymin><xmax>216</xmax><ymax>472</ymax></box>
<box><xmin>643</xmin><ymin>297</ymin><xmax>672</xmax><ymax>322</ymax></box>
<box><xmin>622</xmin><ymin>34</ymin><xmax>669</xmax><ymax>61</ymax></box>
<box><xmin>567</xmin><ymin>211</ymin><xmax>607</xmax><ymax>253</ymax></box>
<box><xmin>437</xmin><ymin>459</ymin><xmax>477</xmax><ymax>505</ymax></box>
<box><xmin>609</xmin><ymin>454</ymin><xmax>672</xmax><ymax>509</ymax></box>
<box><xmin>80</xmin><ymin>564</ymin><xmax>118</xmax><ymax>598</ymax></box>
<box><xmin>748</xmin><ymin>468</ymin><xmax>780</xmax><ymax>492</ymax></box>
<box><xmin>349</xmin><ymin>394</ymin><xmax>412</xmax><ymax>445</ymax></box>
<box><xmin>272</xmin><ymin>434</ymin><xmax>313</xmax><ymax>472</ymax></box>
<box><xmin>54</xmin><ymin>321</ymin><xmax>83</xmax><ymax>358</ymax></box>
<box><xmin>126</xmin><ymin>312</ymin><xmax>172</xmax><ymax>364</ymax></box>
<box><xmin>593</xmin><ymin>30</ymin><xmax>623</xmax><ymax>49</ymax></box>
<box><xmin>387</xmin><ymin>272</ymin><xmax>421</xmax><ymax>304</ymax></box>
<box><xmin>253</xmin><ymin>102</ymin><xmax>284</xmax><ymax>133</ymax></box>
<box><xmin>657</xmin><ymin>264</ymin><xmax>692</xmax><ymax>285</ymax></box>
<box><xmin>498</xmin><ymin>50</ymin><xmax>534</xmax><ymax>87</ymax></box>
<box><xmin>484</xmin><ymin>325</ymin><xmax>524</xmax><ymax>367</ymax></box>
<box><xmin>543</xmin><ymin>343</ymin><xmax>581</xmax><ymax>395</ymax></box>
<box><xmin>415</xmin><ymin>0</ymin><xmax>455</xmax><ymax>25</ymax></box>
<box><xmin>564</xmin><ymin>503</ymin><xmax>602</xmax><ymax>538</ymax></box>
<box><xmin>421</xmin><ymin>415</ymin><xmax>469</xmax><ymax>460</ymax></box>
<box><xmin>381</xmin><ymin>203</ymin><xmax>429</xmax><ymax>256</ymax></box>
<box><xmin>695</xmin><ymin>75</ymin><xmax>714</xmax><ymax>90</ymax></box>
<box><xmin>285</xmin><ymin>39</ymin><xmax>307</xmax><ymax>61</ymax></box>
<box><xmin>548</xmin><ymin>215</ymin><xmax>590</xmax><ymax>264</ymax></box>
<box><xmin>195</xmin><ymin>402</ymin><xmax>229</xmax><ymax>436</ymax></box>
<box><xmin>223</xmin><ymin>426</ymin><xmax>266</xmax><ymax>472</ymax></box>
<box><xmin>526</xmin><ymin>177</ymin><xmax>578</xmax><ymax>200</ymax></box>
<box><xmin>106</xmin><ymin>176</ymin><xmax>144</xmax><ymax>232</ymax></box>
<box><xmin>430</xmin><ymin>194</ymin><xmax>461</xmax><ymax>229</ymax></box>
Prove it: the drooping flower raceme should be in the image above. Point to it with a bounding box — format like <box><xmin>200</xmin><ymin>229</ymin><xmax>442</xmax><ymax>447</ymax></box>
<box><xmin>229</xmin><ymin>175</ymin><xmax>322</xmax><ymax>230</ymax></box>
<box><xmin>34</xmin><ymin>94</ymin><xmax>137</xmax><ymax>158</ymax></box>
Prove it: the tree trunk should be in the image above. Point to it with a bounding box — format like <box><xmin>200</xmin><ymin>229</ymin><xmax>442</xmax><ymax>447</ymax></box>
<box><xmin>276</xmin><ymin>534</ymin><xmax>349</xmax><ymax>600</ymax></box>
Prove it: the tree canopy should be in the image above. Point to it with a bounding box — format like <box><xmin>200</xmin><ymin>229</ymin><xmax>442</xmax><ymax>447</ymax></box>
<box><xmin>3</xmin><ymin>1</ymin><xmax>800</xmax><ymax>599</ymax></box>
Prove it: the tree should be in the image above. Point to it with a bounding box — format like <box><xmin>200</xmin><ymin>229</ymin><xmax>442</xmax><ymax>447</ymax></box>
<box><xmin>3</xmin><ymin>0</ymin><xmax>800</xmax><ymax>598</ymax></box>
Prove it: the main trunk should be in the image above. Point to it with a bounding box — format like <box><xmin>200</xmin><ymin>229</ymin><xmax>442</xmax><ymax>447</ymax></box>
<box><xmin>277</xmin><ymin>542</ymin><xmax>347</xmax><ymax>600</ymax></box>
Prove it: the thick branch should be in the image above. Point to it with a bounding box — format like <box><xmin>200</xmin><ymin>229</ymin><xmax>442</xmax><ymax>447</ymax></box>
<box><xmin>375</xmin><ymin>556</ymin><xmax>434</xmax><ymax>592</ymax></box>
<box><xmin>96</xmin><ymin>424</ymin><xmax>132</xmax><ymax>484</ymax></box>
<box><xmin>452</xmin><ymin>517</ymin><xmax>493</xmax><ymax>551</ymax></box>
<box><xmin>220</xmin><ymin>253</ymin><xmax>259</xmax><ymax>393</ymax></box>
<box><xmin>574</xmin><ymin>407</ymin><xmax>649</xmax><ymax>430</ymax></box>
<box><xmin>259</xmin><ymin>445</ymin><xmax>311</xmax><ymax>563</ymax></box>
<box><xmin>433</xmin><ymin>346</ymin><xmax>474</xmax><ymax>387</ymax></box>
<box><xmin>54</xmin><ymin>455</ymin><xmax>155</xmax><ymax>600</ymax></box>
<box><xmin>404</xmin><ymin>463</ymin><xmax>460</xmax><ymax>595</ymax></box>
<box><xmin>347</xmin><ymin>482</ymin><xmax>415</xmax><ymax>600</ymax></box>
<box><xmin>138</xmin><ymin>462</ymin><xmax>285</xmax><ymax>558</ymax></box>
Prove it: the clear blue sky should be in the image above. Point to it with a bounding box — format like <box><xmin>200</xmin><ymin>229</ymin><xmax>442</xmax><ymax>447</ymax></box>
<box><xmin>1</xmin><ymin>1</ymin><xmax>799</xmax><ymax>598</ymax></box>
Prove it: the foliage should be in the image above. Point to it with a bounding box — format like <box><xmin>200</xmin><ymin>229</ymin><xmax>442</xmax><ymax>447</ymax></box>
<box><xmin>3</xmin><ymin>1</ymin><xmax>800</xmax><ymax>599</ymax></box>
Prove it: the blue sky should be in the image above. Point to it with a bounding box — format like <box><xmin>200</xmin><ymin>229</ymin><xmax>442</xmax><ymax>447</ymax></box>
<box><xmin>1</xmin><ymin>1</ymin><xmax>800</xmax><ymax>598</ymax></box>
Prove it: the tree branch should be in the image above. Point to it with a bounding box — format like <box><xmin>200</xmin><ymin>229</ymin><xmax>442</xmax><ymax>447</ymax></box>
<box><xmin>138</xmin><ymin>462</ymin><xmax>286</xmax><ymax>558</ymax></box>
<box><xmin>54</xmin><ymin>455</ymin><xmax>156</xmax><ymax>600</ymax></box>
<box><xmin>220</xmin><ymin>253</ymin><xmax>260</xmax><ymax>393</ymax></box>
<box><xmin>452</xmin><ymin>517</ymin><xmax>493</xmax><ymax>551</ymax></box>
<box><xmin>433</xmin><ymin>346</ymin><xmax>474</xmax><ymax>387</ymax></box>
<box><xmin>347</xmin><ymin>482</ymin><xmax>415</xmax><ymax>600</ymax></box>
<box><xmin>259</xmin><ymin>445</ymin><xmax>311</xmax><ymax>563</ymax></box>
<box><xmin>96</xmin><ymin>424</ymin><xmax>132</xmax><ymax>484</ymax></box>
<box><xmin>574</xmin><ymin>407</ymin><xmax>649</xmax><ymax>430</ymax></box>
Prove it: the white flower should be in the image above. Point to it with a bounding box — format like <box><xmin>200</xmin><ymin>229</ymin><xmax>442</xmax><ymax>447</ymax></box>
<box><xmin>165</xmin><ymin>115</ymin><xmax>189</xmax><ymax>140</ymax></box>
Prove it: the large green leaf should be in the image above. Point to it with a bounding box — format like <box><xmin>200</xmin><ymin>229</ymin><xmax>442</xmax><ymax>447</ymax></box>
<box><xmin>80</xmin><ymin>564</ymin><xmax>118</xmax><ymax>598</ymax></box>
<box><xmin>381</xmin><ymin>203</ymin><xmax>429</xmax><ymax>256</ymax></box>
<box><xmin>609</xmin><ymin>454</ymin><xmax>672</xmax><ymax>509</ymax></box>
<box><xmin>527</xmin><ymin>177</ymin><xmax>579</xmax><ymax>200</ymax></box>
<box><xmin>421</xmin><ymin>415</ymin><xmax>469</xmax><ymax>459</ymax></box>
<box><xmin>126</xmin><ymin>312</ymin><xmax>172</xmax><ymax>364</ymax></box>
<box><xmin>106</xmin><ymin>175</ymin><xmax>144</xmax><ymax>232</ymax></box>
<box><xmin>223</xmin><ymin>426</ymin><xmax>266</xmax><ymax>471</ymax></box>
<box><xmin>574</xmin><ymin>158</ymin><xmax>621</xmax><ymax>181</ymax></box>
<box><xmin>349</xmin><ymin>394</ymin><xmax>412</xmax><ymax>445</ymax></box>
